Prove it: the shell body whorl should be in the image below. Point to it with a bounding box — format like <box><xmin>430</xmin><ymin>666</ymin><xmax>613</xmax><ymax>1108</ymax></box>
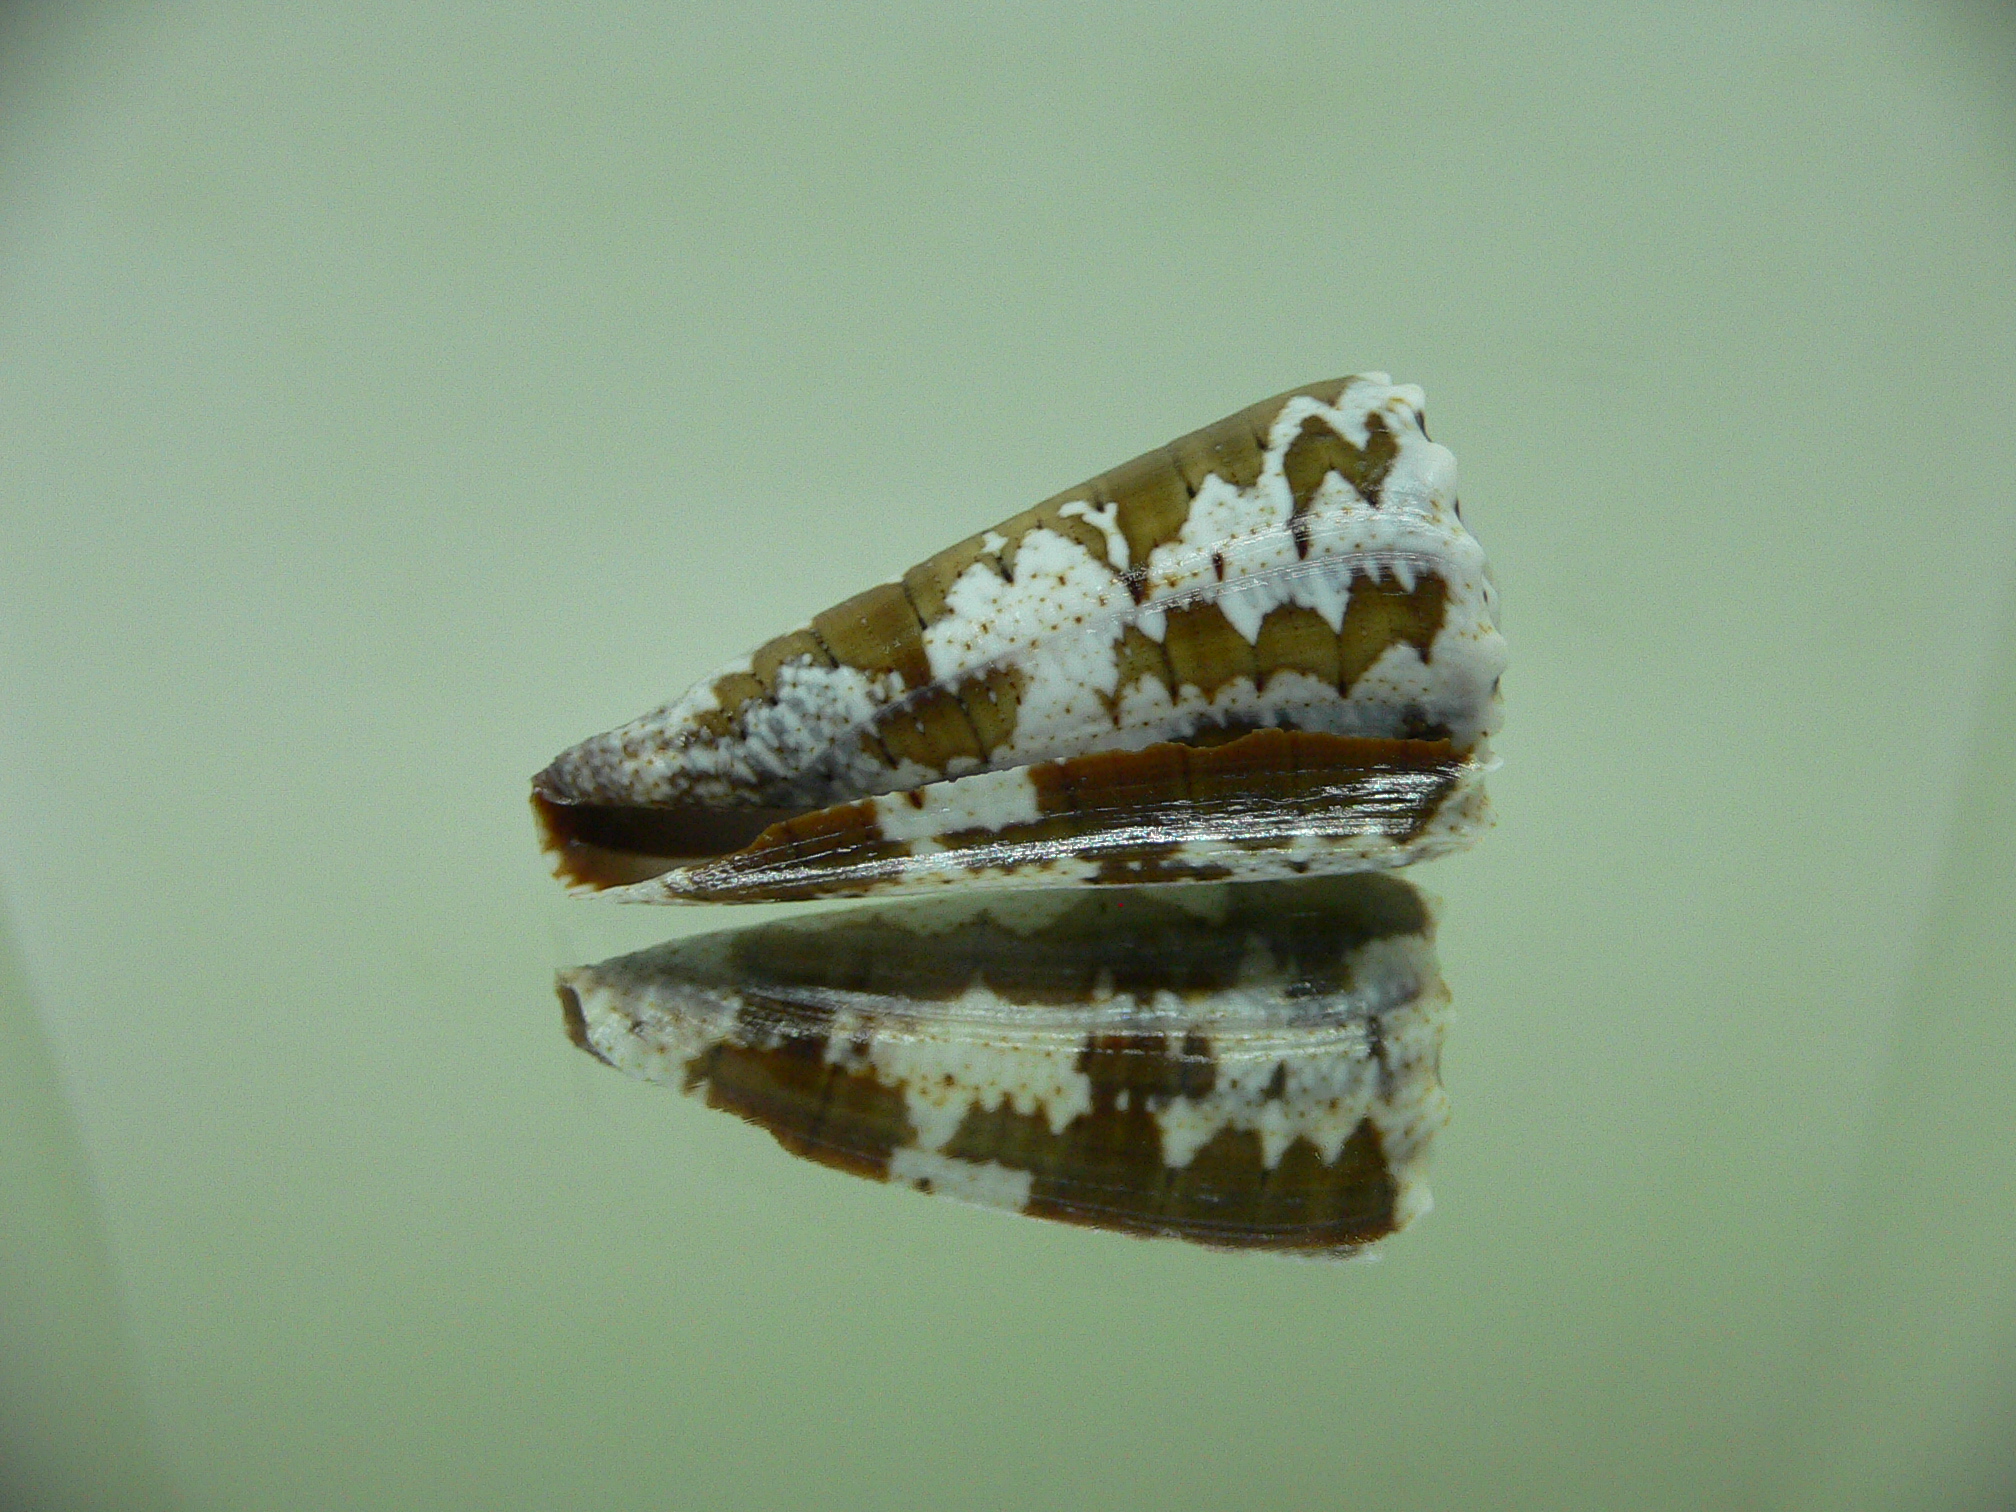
<box><xmin>535</xmin><ymin>374</ymin><xmax>1505</xmax><ymax>902</ymax></box>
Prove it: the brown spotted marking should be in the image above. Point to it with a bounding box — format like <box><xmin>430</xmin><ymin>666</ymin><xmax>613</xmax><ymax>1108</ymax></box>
<box><xmin>1099</xmin><ymin>625</ymin><xmax>1180</xmax><ymax>722</ymax></box>
<box><xmin>1339</xmin><ymin>571</ymin><xmax>1446</xmax><ymax>692</ymax></box>
<box><xmin>1282</xmin><ymin>409</ymin><xmax>1400</xmax><ymax>514</ymax></box>
<box><xmin>1161</xmin><ymin>598</ymin><xmax>1261</xmax><ymax>694</ymax></box>
<box><xmin>1092</xmin><ymin>447</ymin><xmax>1194</xmax><ymax>569</ymax></box>
<box><xmin>951</xmin><ymin>664</ymin><xmax>1025</xmax><ymax>755</ymax></box>
<box><xmin>872</xmin><ymin>681</ymin><xmax>987</xmax><ymax>771</ymax></box>
<box><xmin>1251</xmin><ymin>604</ymin><xmax>1344</xmax><ymax>687</ymax></box>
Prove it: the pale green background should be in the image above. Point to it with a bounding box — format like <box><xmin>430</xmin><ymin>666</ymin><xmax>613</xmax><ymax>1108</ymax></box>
<box><xmin>3</xmin><ymin>3</ymin><xmax>2014</xmax><ymax>1509</ymax></box>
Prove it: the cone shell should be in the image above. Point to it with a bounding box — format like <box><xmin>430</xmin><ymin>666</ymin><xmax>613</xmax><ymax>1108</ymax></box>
<box><xmin>535</xmin><ymin>374</ymin><xmax>1505</xmax><ymax>902</ymax></box>
<box><xmin>559</xmin><ymin>875</ymin><xmax>1450</xmax><ymax>1254</ymax></box>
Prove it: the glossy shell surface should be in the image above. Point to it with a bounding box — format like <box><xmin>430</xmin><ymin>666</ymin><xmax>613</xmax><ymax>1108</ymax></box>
<box><xmin>534</xmin><ymin>374</ymin><xmax>1504</xmax><ymax>902</ymax></box>
<box><xmin>558</xmin><ymin>875</ymin><xmax>1450</xmax><ymax>1254</ymax></box>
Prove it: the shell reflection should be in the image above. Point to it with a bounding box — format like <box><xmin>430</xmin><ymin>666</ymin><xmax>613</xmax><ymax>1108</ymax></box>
<box><xmin>559</xmin><ymin>874</ymin><xmax>1450</xmax><ymax>1254</ymax></box>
